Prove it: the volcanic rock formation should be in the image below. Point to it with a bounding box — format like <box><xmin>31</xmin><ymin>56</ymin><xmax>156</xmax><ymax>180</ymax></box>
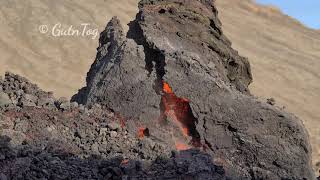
<box><xmin>0</xmin><ymin>73</ymin><xmax>227</xmax><ymax>179</ymax></box>
<box><xmin>72</xmin><ymin>0</ymin><xmax>315</xmax><ymax>179</ymax></box>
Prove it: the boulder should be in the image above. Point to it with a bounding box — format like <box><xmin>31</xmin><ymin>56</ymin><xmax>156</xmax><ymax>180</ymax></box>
<box><xmin>0</xmin><ymin>92</ymin><xmax>11</xmax><ymax>107</ymax></box>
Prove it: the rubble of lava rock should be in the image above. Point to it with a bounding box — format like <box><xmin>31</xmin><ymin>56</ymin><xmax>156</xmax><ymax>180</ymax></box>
<box><xmin>0</xmin><ymin>0</ymin><xmax>317</xmax><ymax>179</ymax></box>
<box><xmin>0</xmin><ymin>73</ymin><xmax>226</xmax><ymax>179</ymax></box>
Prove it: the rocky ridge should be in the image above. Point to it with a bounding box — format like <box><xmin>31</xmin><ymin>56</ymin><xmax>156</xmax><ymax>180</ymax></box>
<box><xmin>73</xmin><ymin>0</ymin><xmax>315</xmax><ymax>179</ymax></box>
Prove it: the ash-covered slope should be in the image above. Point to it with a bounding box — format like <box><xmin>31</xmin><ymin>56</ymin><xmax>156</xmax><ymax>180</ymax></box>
<box><xmin>72</xmin><ymin>0</ymin><xmax>315</xmax><ymax>179</ymax></box>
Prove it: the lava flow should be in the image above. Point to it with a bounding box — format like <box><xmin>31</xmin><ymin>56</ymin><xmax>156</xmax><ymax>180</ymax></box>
<box><xmin>160</xmin><ymin>81</ymin><xmax>202</xmax><ymax>149</ymax></box>
<box><xmin>138</xmin><ymin>127</ymin><xmax>150</xmax><ymax>139</ymax></box>
<box><xmin>175</xmin><ymin>142</ymin><xmax>190</xmax><ymax>151</ymax></box>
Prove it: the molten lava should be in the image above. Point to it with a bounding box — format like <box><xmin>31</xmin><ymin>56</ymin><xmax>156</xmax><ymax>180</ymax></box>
<box><xmin>138</xmin><ymin>127</ymin><xmax>150</xmax><ymax>139</ymax></box>
<box><xmin>160</xmin><ymin>81</ymin><xmax>202</xmax><ymax>149</ymax></box>
<box><xmin>175</xmin><ymin>142</ymin><xmax>190</xmax><ymax>151</ymax></box>
<box><xmin>163</xmin><ymin>82</ymin><xmax>173</xmax><ymax>93</ymax></box>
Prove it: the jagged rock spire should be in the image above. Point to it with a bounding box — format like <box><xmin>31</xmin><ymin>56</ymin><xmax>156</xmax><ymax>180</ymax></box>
<box><xmin>72</xmin><ymin>0</ymin><xmax>314</xmax><ymax>179</ymax></box>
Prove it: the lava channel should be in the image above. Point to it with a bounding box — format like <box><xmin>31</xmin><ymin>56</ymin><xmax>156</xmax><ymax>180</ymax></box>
<box><xmin>160</xmin><ymin>81</ymin><xmax>202</xmax><ymax>149</ymax></box>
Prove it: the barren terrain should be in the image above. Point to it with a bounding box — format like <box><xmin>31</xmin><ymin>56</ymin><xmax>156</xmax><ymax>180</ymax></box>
<box><xmin>0</xmin><ymin>0</ymin><xmax>319</xmax><ymax>171</ymax></box>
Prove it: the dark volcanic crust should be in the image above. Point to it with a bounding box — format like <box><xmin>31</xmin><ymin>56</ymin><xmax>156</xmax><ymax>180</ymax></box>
<box><xmin>72</xmin><ymin>0</ymin><xmax>314</xmax><ymax>179</ymax></box>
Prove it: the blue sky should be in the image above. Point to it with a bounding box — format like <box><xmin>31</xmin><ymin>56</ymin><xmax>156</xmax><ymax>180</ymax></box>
<box><xmin>256</xmin><ymin>0</ymin><xmax>320</xmax><ymax>29</ymax></box>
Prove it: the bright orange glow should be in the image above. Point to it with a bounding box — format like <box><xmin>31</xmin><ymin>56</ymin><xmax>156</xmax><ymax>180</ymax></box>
<box><xmin>163</xmin><ymin>81</ymin><xmax>173</xmax><ymax>94</ymax></box>
<box><xmin>138</xmin><ymin>127</ymin><xmax>146</xmax><ymax>139</ymax></box>
<box><xmin>160</xmin><ymin>81</ymin><xmax>202</xmax><ymax>149</ymax></box>
<box><xmin>161</xmin><ymin>81</ymin><xmax>192</xmax><ymax>137</ymax></box>
<box><xmin>182</xmin><ymin>127</ymin><xmax>189</xmax><ymax>137</ymax></box>
<box><xmin>175</xmin><ymin>142</ymin><xmax>190</xmax><ymax>151</ymax></box>
<box><xmin>138</xmin><ymin>127</ymin><xmax>150</xmax><ymax>139</ymax></box>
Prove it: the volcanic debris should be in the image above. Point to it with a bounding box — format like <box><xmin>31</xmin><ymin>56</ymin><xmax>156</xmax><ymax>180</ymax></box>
<box><xmin>72</xmin><ymin>0</ymin><xmax>315</xmax><ymax>179</ymax></box>
<box><xmin>0</xmin><ymin>72</ymin><xmax>225</xmax><ymax>179</ymax></box>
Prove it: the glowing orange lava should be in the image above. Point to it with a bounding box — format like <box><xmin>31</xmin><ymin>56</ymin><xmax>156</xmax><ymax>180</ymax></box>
<box><xmin>160</xmin><ymin>81</ymin><xmax>202</xmax><ymax>149</ymax></box>
<box><xmin>161</xmin><ymin>81</ymin><xmax>194</xmax><ymax>137</ymax></box>
<box><xmin>138</xmin><ymin>127</ymin><xmax>150</xmax><ymax>139</ymax></box>
<box><xmin>175</xmin><ymin>142</ymin><xmax>190</xmax><ymax>151</ymax></box>
<box><xmin>163</xmin><ymin>82</ymin><xmax>173</xmax><ymax>93</ymax></box>
<box><xmin>138</xmin><ymin>127</ymin><xmax>146</xmax><ymax>139</ymax></box>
